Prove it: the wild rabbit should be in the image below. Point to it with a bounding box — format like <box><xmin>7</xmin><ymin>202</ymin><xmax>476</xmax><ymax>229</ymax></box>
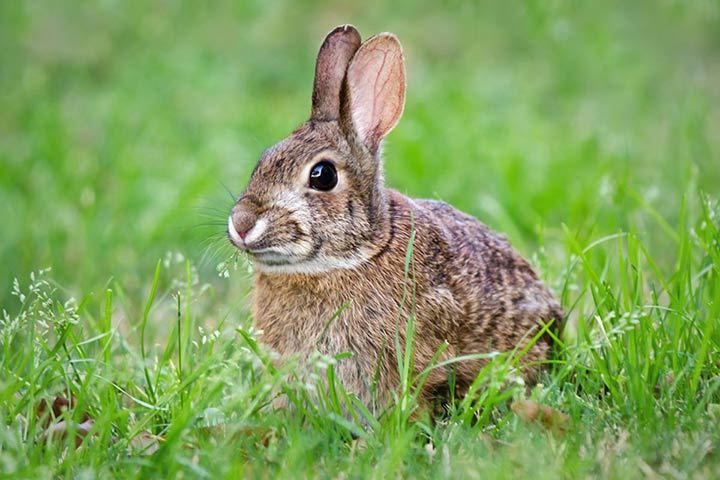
<box><xmin>228</xmin><ymin>25</ymin><xmax>562</xmax><ymax>409</ymax></box>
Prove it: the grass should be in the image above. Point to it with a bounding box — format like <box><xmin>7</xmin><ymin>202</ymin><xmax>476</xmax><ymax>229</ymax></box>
<box><xmin>1</xmin><ymin>0</ymin><xmax>720</xmax><ymax>478</ymax></box>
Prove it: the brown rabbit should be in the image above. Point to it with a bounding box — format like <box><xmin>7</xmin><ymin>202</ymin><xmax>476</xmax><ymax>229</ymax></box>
<box><xmin>228</xmin><ymin>25</ymin><xmax>562</xmax><ymax>410</ymax></box>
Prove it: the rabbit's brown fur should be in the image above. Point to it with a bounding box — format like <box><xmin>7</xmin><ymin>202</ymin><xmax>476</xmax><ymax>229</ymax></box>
<box><xmin>228</xmin><ymin>25</ymin><xmax>562</xmax><ymax>410</ymax></box>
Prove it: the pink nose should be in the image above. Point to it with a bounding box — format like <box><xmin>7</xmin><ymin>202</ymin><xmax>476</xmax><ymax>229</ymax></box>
<box><xmin>231</xmin><ymin>206</ymin><xmax>257</xmax><ymax>240</ymax></box>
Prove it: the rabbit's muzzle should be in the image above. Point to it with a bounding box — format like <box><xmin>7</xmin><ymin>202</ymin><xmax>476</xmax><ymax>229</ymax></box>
<box><xmin>228</xmin><ymin>194</ymin><xmax>316</xmax><ymax>268</ymax></box>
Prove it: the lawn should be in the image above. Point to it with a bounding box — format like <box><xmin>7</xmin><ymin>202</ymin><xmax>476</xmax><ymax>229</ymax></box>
<box><xmin>1</xmin><ymin>0</ymin><xmax>719</xmax><ymax>478</ymax></box>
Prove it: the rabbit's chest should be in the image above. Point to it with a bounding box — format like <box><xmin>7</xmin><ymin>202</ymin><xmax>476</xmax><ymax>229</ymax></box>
<box><xmin>252</xmin><ymin>271</ymin><xmax>456</xmax><ymax>359</ymax></box>
<box><xmin>252</xmin><ymin>274</ymin><xmax>399</xmax><ymax>358</ymax></box>
<box><xmin>254</xmin><ymin>290</ymin><xmax>381</xmax><ymax>356</ymax></box>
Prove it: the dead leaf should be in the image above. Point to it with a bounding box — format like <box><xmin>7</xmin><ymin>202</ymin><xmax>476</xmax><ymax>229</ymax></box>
<box><xmin>511</xmin><ymin>399</ymin><xmax>570</xmax><ymax>435</ymax></box>
<box><xmin>195</xmin><ymin>407</ymin><xmax>227</xmax><ymax>435</ymax></box>
<box><xmin>42</xmin><ymin>418</ymin><xmax>95</xmax><ymax>448</ymax></box>
<box><xmin>424</xmin><ymin>441</ymin><xmax>436</xmax><ymax>461</ymax></box>
<box><xmin>708</xmin><ymin>403</ymin><xmax>720</xmax><ymax>421</ymax></box>
<box><xmin>129</xmin><ymin>431</ymin><xmax>163</xmax><ymax>455</ymax></box>
<box><xmin>36</xmin><ymin>394</ymin><xmax>94</xmax><ymax>448</ymax></box>
<box><xmin>231</xmin><ymin>425</ymin><xmax>276</xmax><ymax>448</ymax></box>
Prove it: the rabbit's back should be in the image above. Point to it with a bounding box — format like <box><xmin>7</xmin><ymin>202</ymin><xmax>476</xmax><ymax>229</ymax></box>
<box><xmin>414</xmin><ymin>197</ymin><xmax>562</xmax><ymax>387</ymax></box>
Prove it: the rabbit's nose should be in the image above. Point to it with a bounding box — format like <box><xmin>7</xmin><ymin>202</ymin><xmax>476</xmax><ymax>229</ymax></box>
<box><xmin>230</xmin><ymin>207</ymin><xmax>257</xmax><ymax>241</ymax></box>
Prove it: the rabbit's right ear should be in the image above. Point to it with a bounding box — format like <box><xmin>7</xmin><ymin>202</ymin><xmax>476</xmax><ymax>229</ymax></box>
<box><xmin>311</xmin><ymin>25</ymin><xmax>362</xmax><ymax>121</ymax></box>
<box><xmin>343</xmin><ymin>33</ymin><xmax>406</xmax><ymax>152</ymax></box>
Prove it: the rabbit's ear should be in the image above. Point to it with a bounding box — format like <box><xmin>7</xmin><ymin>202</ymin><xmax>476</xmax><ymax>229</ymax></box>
<box><xmin>311</xmin><ymin>25</ymin><xmax>362</xmax><ymax>121</ymax></box>
<box><xmin>344</xmin><ymin>33</ymin><xmax>406</xmax><ymax>151</ymax></box>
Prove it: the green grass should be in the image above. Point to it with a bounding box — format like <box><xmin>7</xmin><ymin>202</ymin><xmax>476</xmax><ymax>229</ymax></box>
<box><xmin>1</xmin><ymin>0</ymin><xmax>720</xmax><ymax>478</ymax></box>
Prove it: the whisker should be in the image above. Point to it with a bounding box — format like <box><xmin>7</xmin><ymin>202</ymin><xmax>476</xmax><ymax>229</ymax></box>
<box><xmin>199</xmin><ymin>233</ymin><xmax>229</xmax><ymax>248</ymax></box>
<box><xmin>193</xmin><ymin>205</ymin><xmax>233</xmax><ymax>216</ymax></box>
<box><xmin>188</xmin><ymin>222</ymin><xmax>228</xmax><ymax>229</ymax></box>
<box><xmin>199</xmin><ymin>240</ymin><xmax>236</xmax><ymax>271</ymax></box>
<box><xmin>217</xmin><ymin>179</ymin><xmax>238</xmax><ymax>203</ymax></box>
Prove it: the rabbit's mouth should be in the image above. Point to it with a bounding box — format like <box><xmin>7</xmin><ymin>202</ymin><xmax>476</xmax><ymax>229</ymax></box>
<box><xmin>252</xmin><ymin>252</ymin><xmax>300</xmax><ymax>266</ymax></box>
<box><xmin>250</xmin><ymin>249</ymin><xmax>374</xmax><ymax>275</ymax></box>
<box><xmin>249</xmin><ymin>248</ymin><xmax>302</xmax><ymax>262</ymax></box>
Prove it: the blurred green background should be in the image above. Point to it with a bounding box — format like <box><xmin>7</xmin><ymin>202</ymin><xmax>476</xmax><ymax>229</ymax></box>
<box><xmin>1</xmin><ymin>0</ymin><xmax>718</xmax><ymax>307</ymax></box>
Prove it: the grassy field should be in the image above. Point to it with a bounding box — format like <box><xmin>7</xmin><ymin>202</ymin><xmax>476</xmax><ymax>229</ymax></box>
<box><xmin>1</xmin><ymin>0</ymin><xmax>720</xmax><ymax>477</ymax></box>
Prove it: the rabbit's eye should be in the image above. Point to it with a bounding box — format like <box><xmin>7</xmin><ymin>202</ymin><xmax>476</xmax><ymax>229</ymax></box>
<box><xmin>309</xmin><ymin>161</ymin><xmax>338</xmax><ymax>191</ymax></box>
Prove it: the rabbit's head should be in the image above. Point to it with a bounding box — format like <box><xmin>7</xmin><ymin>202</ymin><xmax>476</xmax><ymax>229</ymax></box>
<box><xmin>228</xmin><ymin>25</ymin><xmax>406</xmax><ymax>274</ymax></box>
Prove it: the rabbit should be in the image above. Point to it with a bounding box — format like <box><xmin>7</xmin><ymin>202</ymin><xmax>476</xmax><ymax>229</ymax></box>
<box><xmin>227</xmin><ymin>25</ymin><xmax>562</xmax><ymax>411</ymax></box>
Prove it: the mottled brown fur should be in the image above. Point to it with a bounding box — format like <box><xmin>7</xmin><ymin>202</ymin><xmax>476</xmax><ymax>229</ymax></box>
<box><xmin>228</xmin><ymin>26</ymin><xmax>562</xmax><ymax>411</ymax></box>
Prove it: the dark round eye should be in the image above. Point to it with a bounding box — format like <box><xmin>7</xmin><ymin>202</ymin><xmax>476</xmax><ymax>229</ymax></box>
<box><xmin>309</xmin><ymin>160</ymin><xmax>338</xmax><ymax>191</ymax></box>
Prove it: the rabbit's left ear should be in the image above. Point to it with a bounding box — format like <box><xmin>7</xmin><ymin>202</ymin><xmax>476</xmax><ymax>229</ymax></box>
<box><xmin>344</xmin><ymin>33</ymin><xmax>406</xmax><ymax>151</ymax></box>
<box><xmin>311</xmin><ymin>25</ymin><xmax>362</xmax><ymax>121</ymax></box>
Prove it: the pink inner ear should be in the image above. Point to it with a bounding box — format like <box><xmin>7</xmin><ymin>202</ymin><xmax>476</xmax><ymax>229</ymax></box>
<box><xmin>347</xmin><ymin>35</ymin><xmax>406</xmax><ymax>147</ymax></box>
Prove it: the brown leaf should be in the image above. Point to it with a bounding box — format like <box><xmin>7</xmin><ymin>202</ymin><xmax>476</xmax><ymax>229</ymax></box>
<box><xmin>231</xmin><ymin>425</ymin><xmax>275</xmax><ymax>448</ymax></box>
<box><xmin>35</xmin><ymin>394</ymin><xmax>94</xmax><ymax>448</ymax></box>
<box><xmin>511</xmin><ymin>400</ymin><xmax>570</xmax><ymax>435</ymax></box>
<box><xmin>42</xmin><ymin>418</ymin><xmax>95</xmax><ymax>448</ymax></box>
<box><xmin>129</xmin><ymin>431</ymin><xmax>164</xmax><ymax>455</ymax></box>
